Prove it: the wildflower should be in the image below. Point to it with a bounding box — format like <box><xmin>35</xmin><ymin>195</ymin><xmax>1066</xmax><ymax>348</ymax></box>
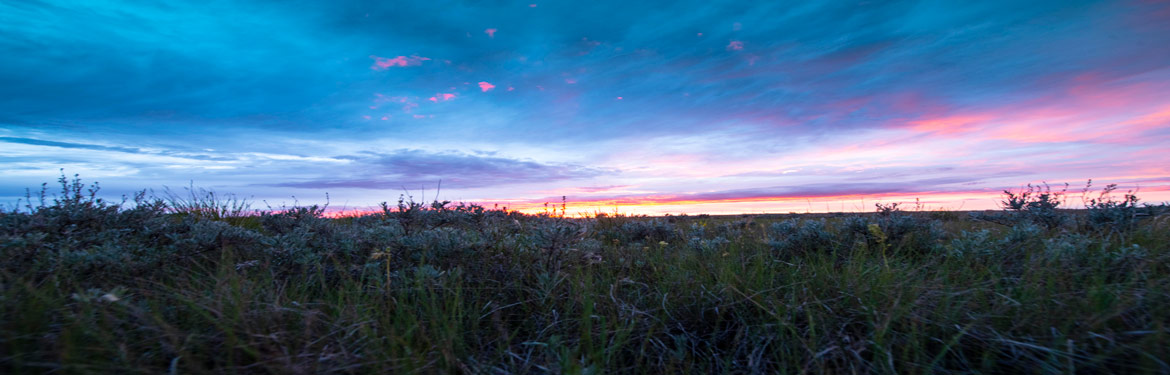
<box><xmin>867</xmin><ymin>224</ymin><xmax>887</xmax><ymax>242</ymax></box>
<box><xmin>370</xmin><ymin>252</ymin><xmax>390</xmax><ymax>260</ymax></box>
<box><xmin>867</xmin><ymin>223</ymin><xmax>889</xmax><ymax>251</ymax></box>
<box><xmin>100</xmin><ymin>293</ymin><xmax>120</xmax><ymax>303</ymax></box>
<box><xmin>658</xmin><ymin>241</ymin><xmax>669</xmax><ymax>246</ymax></box>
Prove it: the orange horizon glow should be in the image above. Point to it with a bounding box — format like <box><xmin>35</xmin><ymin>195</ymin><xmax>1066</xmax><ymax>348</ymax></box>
<box><xmin>316</xmin><ymin>184</ymin><xmax>1170</xmax><ymax>218</ymax></box>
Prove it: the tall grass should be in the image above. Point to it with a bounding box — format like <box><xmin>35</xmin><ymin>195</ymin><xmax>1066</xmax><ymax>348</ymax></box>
<box><xmin>1</xmin><ymin>175</ymin><xmax>1169</xmax><ymax>373</ymax></box>
<box><xmin>161</xmin><ymin>182</ymin><xmax>254</xmax><ymax>222</ymax></box>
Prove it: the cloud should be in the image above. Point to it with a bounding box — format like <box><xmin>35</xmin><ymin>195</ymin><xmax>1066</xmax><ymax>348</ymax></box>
<box><xmin>428</xmin><ymin>93</ymin><xmax>456</xmax><ymax>102</ymax></box>
<box><xmin>369</xmin><ymin>55</ymin><xmax>431</xmax><ymax>70</ymax></box>
<box><xmin>484</xmin><ymin>28</ymin><xmax>497</xmax><ymax>38</ymax></box>
<box><xmin>574</xmin><ymin>185</ymin><xmax>633</xmax><ymax>193</ymax></box>
<box><xmin>506</xmin><ymin>178</ymin><xmax>993</xmax><ymax>209</ymax></box>
<box><xmin>0</xmin><ymin>136</ymin><xmax>234</xmax><ymax>161</ymax></box>
<box><xmin>0</xmin><ymin>136</ymin><xmax>144</xmax><ymax>154</ymax></box>
<box><xmin>478</xmin><ymin>81</ymin><xmax>496</xmax><ymax>92</ymax></box>
<box><xmin>906</xmin><ymin>115</ymin><xmax>992</xmax><ymax>135</ymax></box>
<box><xmin>266</xmin><ymin>149</ymin><xmax>613</xmax><ymax>189</ymax></box>
<box><xmin>726</xmin><ymin>40</ymin><xmax>744</xmax><ymax>51</ymax></box>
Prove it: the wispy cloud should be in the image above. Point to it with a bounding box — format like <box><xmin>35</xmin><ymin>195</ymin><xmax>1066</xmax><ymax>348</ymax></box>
<box><xmin>0</xmin><ymin>136</ymin><xmax>237</xmax><ymax>161</ymax></box>
<box><xmin>428</xmin><ymin>93</ymin><xmax>456</xmax><ymax>102</ymax></box>
<box><xmin>266</xmin><ymin>149</ymin><xmax>613</xmax><ymax>189</ymax></box>
<box><xmin>0</xmin><ymin>137</ymin><xmax>144</xmax><ymax>154</ymax></box>
<box><xmin>489</xmin><ymin>178</ymin><xmax>1006</xmax><ymax>214</ymax></box>
<box><xmin>369</xmin><ymin>55</ymin><xmax>431</xmax><ymax>70</ymax></box>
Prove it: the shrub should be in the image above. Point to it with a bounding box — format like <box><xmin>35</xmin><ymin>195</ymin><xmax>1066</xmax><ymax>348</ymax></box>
<box><xmin>999</xmin><ymin>182</ymin><xmax>1070</xmax><ymax>230</ymax></box>
<box><xmin>767</xmin><ymin>219</ymin><xmax>835</xmax><ymax>256</ymax></box>
<box><xmin>949</xmin><ymin>229</ymin><xmax>996</xmax><ymax>257</ymax></box>
<box><xmin>1082</xmin><ymin>181</ymin><xmax>1143</xmax><ymax>234</ymax></box>
<box><xmin>604</xmin><ymin>219</ymin><xmax>677</xmax><ymax>244</ymax></box>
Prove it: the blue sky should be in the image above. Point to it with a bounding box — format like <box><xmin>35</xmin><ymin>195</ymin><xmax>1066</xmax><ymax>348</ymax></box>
<box><xmin>3</xmin><ymin>0</ymin><xmax>1169</xmax><ymax>214</ymax></box>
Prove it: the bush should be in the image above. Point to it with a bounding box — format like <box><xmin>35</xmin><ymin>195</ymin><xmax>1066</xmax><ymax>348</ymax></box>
<box><xmin>999</xmin><ymin>182</ymin><xmax>1070</xmax><ymax>230</ymax></box>
<box><xmin>1082</xmin><ymin>181</ymin><xmax>1143</xmax><ymax>234</ymax></box>
<box><xmin>767</xmin><ymin>219</ymin><xmax>835</xmax><ymax>256</ymax></box>
<box><xmin>603</xmin><ymin>219</ymin><xmax>677</xmax><ymax>244</ymax></box>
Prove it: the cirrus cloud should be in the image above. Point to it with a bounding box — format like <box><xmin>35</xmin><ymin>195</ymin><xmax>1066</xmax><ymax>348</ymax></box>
<box><xmin>369</xmin><ymin>55</ymin><xmax>431</xmax><ymax>70</ymax></box>
<box><xmin>266</xmin><ymin>149</ymin><xmax>614</xmax><ymax>190</ymax></box>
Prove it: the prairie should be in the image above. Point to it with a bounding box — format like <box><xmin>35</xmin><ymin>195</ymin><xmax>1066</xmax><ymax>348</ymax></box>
<box><xmin>1</xmin><ymin>176</ymin><xmax>1168</xmax><ymax>374</ymax></box>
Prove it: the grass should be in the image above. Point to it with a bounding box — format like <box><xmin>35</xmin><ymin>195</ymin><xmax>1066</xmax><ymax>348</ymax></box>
<box><xmin>1</xmin><ymin>175</ymin><xmax>1169</xmax><ymax>374</ymax></box>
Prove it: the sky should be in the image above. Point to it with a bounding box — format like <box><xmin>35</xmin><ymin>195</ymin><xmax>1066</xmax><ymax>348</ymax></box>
<box><xmin>2</xmin><ymin>0</ymin><xmax>1170</xmax><ymax>215</ymax></box>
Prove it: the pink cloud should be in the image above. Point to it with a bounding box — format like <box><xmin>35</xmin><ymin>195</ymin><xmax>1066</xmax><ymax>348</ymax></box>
<box><xmin>726</xmin><ymin>41</ymin><xmax>744</xmax><ymax>51</ymax></box>
<box><xmin>495</xmin><ymin>188</ymin><xmax>1018</xmax><ymax>217</ymax></box>
<box><xmin>907</xmin><ymin>115</ymin><xmax>992</xmax><ymax>134</ymax></box>
<box><xmin>478</xmin><ymin>81</ymin><xmax>496</xmax><ymax>92</ymax></box>
<box><xmin>428</xmin><ymin>93</ymin><xmax>457</xmax><ymax>102</ymax></box>
<box><xmin>1128</xmin><ymin>105</ymin><xmax>1170</xmax><ymax>131</ymax></box>
<box><xmin>485</xmin><ymin>28</ymin><xmax>497</xmax><ymax>38</ymax></box>
<box><xmin>369</xmin><ymin>55</ymin><xmax>431</xmax><ymax>70</ymax></box>
<box><xmin>565</xmin><ymin>78</ymin><xmax>577</xmax><ymax>84</ymax></box>
<box><xmin>893</xmin><ymin>75</ymin><xmax>1170</xmax><ymax>145</ymax></box>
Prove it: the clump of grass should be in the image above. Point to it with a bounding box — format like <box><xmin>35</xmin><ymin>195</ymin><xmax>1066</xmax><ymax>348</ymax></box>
<box><xmin>2</xmin><ymin>175</ymin><xmax>1169</xmax><ymax>373</ymax></box>
<box><xmin>162</xmin><ymin>182</ymin><xmax>254</xmax><ymax>225</ymax></box>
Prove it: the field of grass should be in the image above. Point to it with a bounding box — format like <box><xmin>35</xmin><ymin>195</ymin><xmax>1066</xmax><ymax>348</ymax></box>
<box><xmin>2</xmin><ymin>176</ymin><xmax>1169</xmax><ymax>374</ymax></box>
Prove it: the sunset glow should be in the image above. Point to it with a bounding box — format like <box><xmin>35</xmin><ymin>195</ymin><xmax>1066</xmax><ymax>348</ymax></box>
<box><xmin>2</xmin><ymin>0</ymin><xmax>1169</xmax><ymax>213</ymax></box>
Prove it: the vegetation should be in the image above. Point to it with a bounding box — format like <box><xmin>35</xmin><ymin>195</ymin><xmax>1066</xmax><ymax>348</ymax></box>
<box><xmin>2</xmin><ymin>174</ymin><xmax>1169</xmax><ymax>374</ymax></box>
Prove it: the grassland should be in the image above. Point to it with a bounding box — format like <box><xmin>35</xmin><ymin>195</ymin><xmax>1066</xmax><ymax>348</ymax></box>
<box><xmin>2</xmin><ymin>176</ymin><xmax>1169</xmax><ymax>374</ymax></box>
